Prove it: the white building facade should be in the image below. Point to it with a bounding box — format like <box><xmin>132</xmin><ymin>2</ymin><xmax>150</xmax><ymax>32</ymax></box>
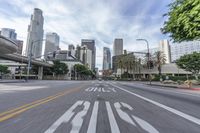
<box><xmin>80</xmin><ymin>45</ymin><xmax>92</xmax><ymax>70</ymax></box>
<box><xmin>170</xmin><ymin>41</ymin><xmax>200</xmax><ymax>62</ymax></box>
<box><xmin>159</xmin><ymin>40</ymin><xmax>171</xmax><ymax>63</ymax></box>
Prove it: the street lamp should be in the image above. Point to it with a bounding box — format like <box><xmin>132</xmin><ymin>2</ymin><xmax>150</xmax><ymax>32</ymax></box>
<box><xmin>27</xmin><ymin>39</ymin><xmax>46</xmax><ymax>80</ymax></box>
<box><xmin>136</xmin><ymin>38</ymin><xmax>151</xmax><ymax>84</ymax></box>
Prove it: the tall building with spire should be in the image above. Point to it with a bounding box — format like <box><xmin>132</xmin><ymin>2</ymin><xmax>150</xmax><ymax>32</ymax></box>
<box><xmin>26</xmin><ymin>8</ymin><xmax>44</xmax><ymax>58</ymax></box>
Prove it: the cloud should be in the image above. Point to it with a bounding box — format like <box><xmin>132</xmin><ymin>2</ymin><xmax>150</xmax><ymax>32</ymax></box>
<box><xmin>0</xmin><ymin>0</ymin><xmax>171</xmax><ymax>69</ymax></box>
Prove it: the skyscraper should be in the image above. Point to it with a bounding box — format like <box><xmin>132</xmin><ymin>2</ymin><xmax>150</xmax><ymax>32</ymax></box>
<box><xmin>44</xmin><ymin>32</ymin><xmax>59</xmax><ymax>59</ymax></box>
<box><xmin>26</xmin><ymin>8</ymin><xmax>44</xmax><ymax>58</ymax></box>
<box><xmin>68</xmin><ymin>44</ymin><xmax>75</xmax><ymax>51</ymax></box>
<box><xmin>81</xmin><ymin>39</ymin><xmax>96</xmax><ymax>70</ymax></box>
<box><xmin>1</xmin><ymin>28</ymin><xmax>23</xmax><ymax>55</ymax></box>
<box><xmin>80</xmin><ymin>45</ymin><xmax>92</xmax><ymax>69</ymax></box>
<box><xmin>68</xmin><ymin>44</ymin><xmax>76</xmax><ymax>57</ymax></box>
<box><xmin>159</xmin><ymin>40</ymin><xmax>171</xmax><ymax>63</ymax></box>
<box><xmin>113</xmin><ymin>38</ymin><xmax>123</xmax><ymax>56</ymax></box>
<box><xmin>103</xmin><ymin>47</ymin><xmax>111</xmax><ymax>70</ymax></box>
<box><xmin>15</xmin><ymin>40</ymin><xmax>23</xmax><ymax>55</ymax></box>
<box><xmin>0</xmin><ymin>28</ymin><xmax>17</xmax><ymax>40</ymax></box>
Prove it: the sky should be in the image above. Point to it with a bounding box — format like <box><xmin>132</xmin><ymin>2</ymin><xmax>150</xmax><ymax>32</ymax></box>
<box><xmin>0</xmin><ymin>0</ymin><xmax>172</xmax><ymax>69</ymax></box>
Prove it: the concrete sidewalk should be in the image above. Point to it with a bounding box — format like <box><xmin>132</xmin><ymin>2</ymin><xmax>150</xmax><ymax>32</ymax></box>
<box><xmin>0</xmin><ymin>79</ymin><xmax>26</xmax><ymax>83</ymax></box>
<box><xmin>146</xmin><ymin>81</ymin><xmax>200</xmax><ymax>90</ymax></box>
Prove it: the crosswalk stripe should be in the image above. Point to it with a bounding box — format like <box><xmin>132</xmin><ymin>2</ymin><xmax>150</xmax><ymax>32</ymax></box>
<box><xmin>105</xmin><ymin>102</ymin><xmax>120</xmax><ymax>133</ymax></box>
<box><xmin>87</xmin><ymin>101</ymin><xmax>99</xmax><ymax>133</ymax></box>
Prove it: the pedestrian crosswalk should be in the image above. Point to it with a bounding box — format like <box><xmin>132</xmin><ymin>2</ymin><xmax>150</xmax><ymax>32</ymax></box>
<box><xmin>45</xmin><ymin>101</ymin><xmax>159</xmax><ymax>133</ymax></box>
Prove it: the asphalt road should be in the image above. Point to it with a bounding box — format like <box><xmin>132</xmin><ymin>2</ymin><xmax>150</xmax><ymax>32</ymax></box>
<box><xmin>0</xmin><ymin>80</ymin><xmax>200</xmax><ymax>133</ymax></box>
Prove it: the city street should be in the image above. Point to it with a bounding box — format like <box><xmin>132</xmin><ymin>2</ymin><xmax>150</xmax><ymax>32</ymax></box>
<box><xmin>0</xmin><ymin>80</ymin><xmax>200</xmax><ymax>133</ymax></box>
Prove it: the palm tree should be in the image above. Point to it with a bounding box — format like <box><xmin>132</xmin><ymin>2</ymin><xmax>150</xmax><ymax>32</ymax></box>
<box><xmin>153</xmin><ymin>51</ymin><xmax>166</xmax><ymax>77</ymax></box>
<box><xmin>117</xmin><ymin>56</ymin><xmax>124</xmax><ymax>78</ymax></box>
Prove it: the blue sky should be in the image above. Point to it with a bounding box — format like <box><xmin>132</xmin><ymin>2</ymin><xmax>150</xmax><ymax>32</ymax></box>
<box><xmin>0</xmin><ymin>0</ymin><xmax>172</xmax><ymax>69</ymax></box>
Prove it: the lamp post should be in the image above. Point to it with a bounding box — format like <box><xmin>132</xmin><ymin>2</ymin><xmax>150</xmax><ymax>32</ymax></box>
<box><xmin>27</xmin><ymin>39</ymin><xmax>45</xmax><ymax>80</ymax></box>
<box><xmin>136</xmin><ymin>38</ymin><xmax>151</xmax><ymax>84</ymax></box>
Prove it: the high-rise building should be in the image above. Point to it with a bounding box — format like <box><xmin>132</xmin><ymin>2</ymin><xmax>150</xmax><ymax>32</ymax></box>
<box><xmin>80</xmin><ymin>45</ymin><xmax>92</xmax><ymax>69</ymax></box>
<box><xmin>0</xmin><ymin>28</ymin><xmax>17</xmax><ymax>40</ymax></box>
<box><xmin>113</xmin><ymin>38</ymin><xmax>123</xmax><ymax>56</ymax></box>
<box><xmin>81</xmin><ymin>39</ymin><xmax>96</xmax><ymax>70</ymax></box>
<box><xmin>68</xmin><ymin>44</ymin><xmax>75</xmax><ymax>51</ymax></box>
<box><xmin>159</xmin><ymin>40</ymin><xmax>171</xmax><ymax>63</ymax></box>
<box><xmin>15</xmin><ymin>40</ymin><xmax>23</xmax><ymax>54</ymax></box>
<box><xmin>170</xmin><ymin>41</ymin><xmax>200</xmax><ymax>62</ymax></box>
<box><xmin>0</xmin><ymin>28</ymin><xmax>23</xmax><ymax>55</ymax></box>
<box><xmin>75</xmin><ymin>45</ymin><xmax>81</xmax><ymax>60</ymax></box>
<box><xmin>44</xmin><ymin>32</ymin><xmax>59</xmax><ymax>59</ymax></box>
<box><xmin>103</xmin><ymin>47</ymin><xmax>111</xmax><ymax>70</ymax></box>
<box><xmin>68</xmin><ymin>44</ymin><xmax>76</xmax><ymax>57</ymax></box>
<box><xmin>26</xmin><ymin>8</ymin><xmax>44</xmax><ymax>58</ymax></box>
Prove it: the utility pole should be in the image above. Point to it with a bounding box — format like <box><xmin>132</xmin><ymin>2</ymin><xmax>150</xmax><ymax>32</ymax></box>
<box><xmin>136</xmin><ymin>38</ymin><xmax>151</xmax><ymax>84</ymax></box>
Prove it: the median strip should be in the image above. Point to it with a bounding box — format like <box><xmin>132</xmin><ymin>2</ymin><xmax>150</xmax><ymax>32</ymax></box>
<box><xmin>0</xmin><ymin>87</ymin><xmax>81</xmax><ymax>122</ymax></box>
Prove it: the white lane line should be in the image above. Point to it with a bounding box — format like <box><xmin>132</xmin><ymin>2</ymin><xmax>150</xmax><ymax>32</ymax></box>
<box><xmin>114</xmin><ymin>102</ymin><xmax>136</xmax><ymax>126</ymax></box>
<box><xmin>44</xmin><ymin>101</ymin><xmax>83</xmax><ymax>133</ymax></box>
<box><xmin>122</xmin><ymin>82</ymin><xmax>200</xmax><ymax>98</ymax></box>
<box><xmin>70</xmin><ymin>101</ymin><xmax>90</xmax><ymax>133</ymax></box>
<box><xmin>111</xmin><ymin>83</ymin><xmax>200</xmax><ymax>126</ymax></box>
<box><xmin>132</xmin><ymin>115</ymin><xmax>159</xmax><ymax>133</ymax></box>
<box><xmin>105</xmin><ymin>102</ymin><xmax>120</xmax><ymax>133</ymax></box>
<box><xmin>87</xmin><ymin>101</ymin><xmax>99</xmax><ymax>133</ymax></box>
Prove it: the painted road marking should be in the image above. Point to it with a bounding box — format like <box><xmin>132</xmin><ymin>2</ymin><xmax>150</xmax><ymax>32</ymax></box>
<box><xmin>105</xmin><ymin>102</ymin><xmax>120</xmax><ymax>133</ymax></box>
<box><xmin>45</xmin><ymin>100</ymin><xmax>159</xmax><ymax>133</ymax></box>
<box><xmin>45</xmin><ymin>101</ymin><xmax>83</xmax><ymax>133</ymax></box>
<box><xmin>111</xmin><ymin>83</ymin><xmax>200</xmax><ymax>126</ymax></box>
<box><xmin>114</xmin><ymin>102</ymin><xmax>136</xmax><ymax>126</ymax></box>
<box><xmin>0</xmin><ymin>88</ymin><xmax>81</xmax><ymax>123</ymax></box>
<box><xmin>132</xmin><ymin>115</ymin><xmax>159</xmax><ymax>133</ymax></box>
<box><xmin>70</xmin><ymin>101</ymin><xmax>90</xmax><ymax>133</ymax></box>
<box><xmin>114</xmin><ymin>102</ymin><xmax>159</xmax><ymax>133</ymax></box>
<box><xmin>87</xmin><ymin>101</ymin><xmax>99</xmax><ymax>133</ymax></box>
<box><xmin>85</xmin><ymin>87</ymin><xmax>116</xmax><ymax>93</ymax></box>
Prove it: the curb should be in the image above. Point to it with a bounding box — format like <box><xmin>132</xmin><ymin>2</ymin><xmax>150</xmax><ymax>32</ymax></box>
<box><xmin>146</xmin><ymin>83</ymin><xmax>200</xmax><ymax>91</ymax></box>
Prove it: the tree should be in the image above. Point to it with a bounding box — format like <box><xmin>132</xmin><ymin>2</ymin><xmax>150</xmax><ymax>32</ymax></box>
<box><xmin>116</xmin><ymin>53</ymin><xmax>138</xmax><ymax>79</ymax></box>
<box><xmin>51</xmin><ymin>60</ymin><xmax>69</xmax><ymax>75</ymax></box>
<box><xmin>0</xmin><ymin>65</ymin><xmax>10</xmax><ymax>75</ymax></box>
<box><xmin>161</xmin><ymin>0</ymin><xmax>200</xmax><ymax>42</ymax></box>
<box><xmin>176</xmin><ymin>52</ymin><xmax>200</xmax><ymax>79</ymax></box>
<box><xmin>153</xmin><ymin>51</ymin><xmax>166</xmax><ymax>77</ymax></box>
<box><xmin>74</xmin><ymin>64</ymin><xmax>94</xmax><ymax>79</ymax></box>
